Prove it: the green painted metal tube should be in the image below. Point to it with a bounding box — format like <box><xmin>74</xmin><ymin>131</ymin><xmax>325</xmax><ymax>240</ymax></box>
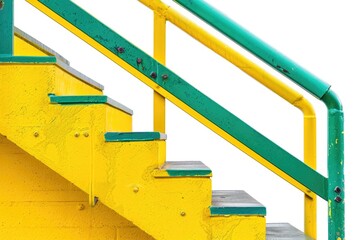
<box><xmin>322</xmin><ymin>90</ymin><xmax>345</xmax><ymax>240</ymax></box>
<box><xmin>0</xmin><ymin>0</ymin><xmax>14</xmax><ymax>55</ymax></box>
<box><xmin>0</xmin><ymin>56</ymin><xmax>56</xmax><ymax>63</ymax></box>
<box><xmin>173</xmin><ymin>0</ymin><xmax>330</xmax><ymax>99</ymax></box>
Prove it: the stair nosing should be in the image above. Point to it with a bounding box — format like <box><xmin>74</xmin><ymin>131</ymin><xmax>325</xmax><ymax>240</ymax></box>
<box><xmin>211</xmin><ymin>190</ymin><xmax>266</xmax><ymax>216</ymax></box>
<box><xmin>49</xmin><ymin>95</ymin><xmax>133</xmax><ymax>115</ymax></box>
<box><xmin>105</xmin><ymin>132</ymin><xmax>167</xmax><ymax>142</ymax></box>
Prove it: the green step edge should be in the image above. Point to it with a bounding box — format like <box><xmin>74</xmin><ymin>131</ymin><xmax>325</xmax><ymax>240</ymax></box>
<box><xmin>166</xmin><ymin>169</ymin><xmax>212</xmax><ymax>177</ymax></box>
<box><xmin>49</xmin><ymin>94</ymin><xmax>107</xmax><ymax>104</ymax></box>
<box><xmin>159</xmin><ymin>161</ymin><xmax>212</xmax><ymax>177</ymax></box>
<box><xmin>105</xmin><ymin>132</ymin><xmax>166</xmax><ymax>142</ymax></box>
<box><xmin>210</xmin><ymin>206</ymin><xmax>266</xmax><ymax>216</ymax></box>
<box><xmin>49</xmin><ymin>94</ymin><xmax>133</xmax><ymax>115</ymax></box>
<box><xmin>0</xmin><ymin>56</ymin><xmax>56</xmax><ymax>63</ymax></box>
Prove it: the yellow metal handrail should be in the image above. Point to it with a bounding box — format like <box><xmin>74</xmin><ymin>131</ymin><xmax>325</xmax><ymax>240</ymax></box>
<box><xmin>140</xmin><ymin>0</ymin><xmax>317</xmax><ymax>237</ymax></box>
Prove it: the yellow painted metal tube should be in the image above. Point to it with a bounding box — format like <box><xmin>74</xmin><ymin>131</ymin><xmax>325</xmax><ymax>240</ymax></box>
<box><xmin>294</xmin><ymin>97</ymin><xmax>317</xmax><ymax>238</ymax></box>
<box><xmin>153</xmin><ymin>12</ymin><xmax>166</xmax><ymax>132</ymax></box>
<box><xmin>140</xmin><ymin>0</ymin><xmax>317</xmax><ymax>237</ymax></box>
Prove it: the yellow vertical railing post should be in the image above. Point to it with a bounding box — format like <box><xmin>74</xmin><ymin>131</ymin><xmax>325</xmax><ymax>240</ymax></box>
<box><xmin>153</xmin><ymin>12</ymin><xmax>166</xmax><ymax>132</ymax></box>
<box><xmin>304</xmin><ymin>109</ymin><xmax>317</xmax><ymax>239</ymax></box>
<box><xmin>294</xmin><ymin>99</ymin><xmax>317</xmax><ymax>239</ymax></box>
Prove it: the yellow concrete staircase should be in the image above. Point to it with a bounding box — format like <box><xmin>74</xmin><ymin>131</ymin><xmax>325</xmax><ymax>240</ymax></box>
<box><xmin>0</xmin><ymin>29</ymin><xmax>311</xmax><ymax>239</ymax></box>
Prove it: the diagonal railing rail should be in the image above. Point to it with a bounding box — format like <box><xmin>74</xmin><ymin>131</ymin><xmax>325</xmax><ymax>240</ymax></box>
<box><xmin>173</xmin><ymin>1</ymin><xmax>344</xmax><ymax>239</ymax></box>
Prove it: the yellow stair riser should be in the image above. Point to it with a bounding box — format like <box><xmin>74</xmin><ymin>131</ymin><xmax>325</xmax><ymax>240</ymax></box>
<box><xmin>0</xmin><ymin>134</ymin><xmax>154</xmax><ymax>240</ymax></box>
<box><xmin>106</xmin><ymin>105</ymin><xmax>132</xmax><ymax>132</ymax></box>
<box><xmin>14</xmin><ymin>34</ymin><xmax>52</xmax><ymax>57</ymax></box>
<box><xmin>53</xmin><ymin>65</ymin><xmax>103</xmax><ymax>95</ymax></box>
<box><xmin>211</xmin><ymin>216</ymin><xmax>266</xmax><ymax>240</ymax></box>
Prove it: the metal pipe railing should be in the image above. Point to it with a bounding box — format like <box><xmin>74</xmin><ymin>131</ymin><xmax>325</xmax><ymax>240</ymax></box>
<box><xmin>27</xmin><ymin>0</ymin><xmax>327</xmax><ymax>198</ymax></box>
<box><xmin>173</xmin><ymin>0</ymin><xmax>344</xmax><ymax>239</ymax></box>
<box><xmin>26</xmin><ymin>0</ymin><xmax>340</xmax><ymax>238</ymax></box>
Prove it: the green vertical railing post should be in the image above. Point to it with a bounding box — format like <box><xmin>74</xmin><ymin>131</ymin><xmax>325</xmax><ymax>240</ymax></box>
<box><xmin>322</xmin><ymin>90</ymin><xmax>345</xmax><ymax>240</ymax></box>
<box><xmin>0</xmin><ymin>0</ymin><xmax>14</xmax><ymax>55</ymax></box>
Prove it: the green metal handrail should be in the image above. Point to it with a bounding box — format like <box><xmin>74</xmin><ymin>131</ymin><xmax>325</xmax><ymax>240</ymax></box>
<box><xmin>172</xmin><ymin>1</ymin><xmax>344</xmax><ymax>239</ymax></box>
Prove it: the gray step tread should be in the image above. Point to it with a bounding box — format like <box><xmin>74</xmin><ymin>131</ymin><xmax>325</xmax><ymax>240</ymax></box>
<box><xmin>49</xmin><ymin>94</ymin><xmax>133</xmax><ymax>115</ymax></box>
<box><xmin>211</xmin><ymin>190</ymin><xmax>266</xmax><ymax>216</ymax></box>
<box><xmin>15</xmin><ymin>27</ymin><xmax>104</xmax><ymax>91</ymax></box>
<box><xmin>105</xmin><ymin>132</ymin><xmax>166</xmax><ymax>142</ymax></box>
<box><xmin>266</xmin><ymin>223</ymin><xmax>313</xmax><ymax>240</ymax></box>
<box><xmin>156</xmin><ymin>161</ymin><xmax>212</xmax><ymax>177</ymax></box>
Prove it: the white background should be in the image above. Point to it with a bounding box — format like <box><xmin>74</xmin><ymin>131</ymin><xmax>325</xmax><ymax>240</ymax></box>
<box><xmin>14</xmin><ymin>0</ymin><xmax>359</xmax><ymax>239</ymax></box>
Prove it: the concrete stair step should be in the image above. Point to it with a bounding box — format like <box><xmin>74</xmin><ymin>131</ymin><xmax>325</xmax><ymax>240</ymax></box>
<box><xmin>210</xmin><ymin>190</ymin><xmax>266</xmax><ymax>239</ymax></box>
<box><xmin>211</xmin><ymin>190</ymin><xmax>266</xmax><ymax>216</ymax></box>
<box><xmin>155</xmin><ymin>161</ymin><xmax>212</xmax><ymax>177</ymax></box>
<box><xmin>266</xmin><ymin>223</ymin><xmax>314</xmax><ymax>240</ymax></box>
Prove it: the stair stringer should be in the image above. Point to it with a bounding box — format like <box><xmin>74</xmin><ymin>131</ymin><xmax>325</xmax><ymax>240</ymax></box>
<box><xmin>0</xmin><ymin>134</ymin><xmax>154</xmax><ymax>240</ymax></box>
